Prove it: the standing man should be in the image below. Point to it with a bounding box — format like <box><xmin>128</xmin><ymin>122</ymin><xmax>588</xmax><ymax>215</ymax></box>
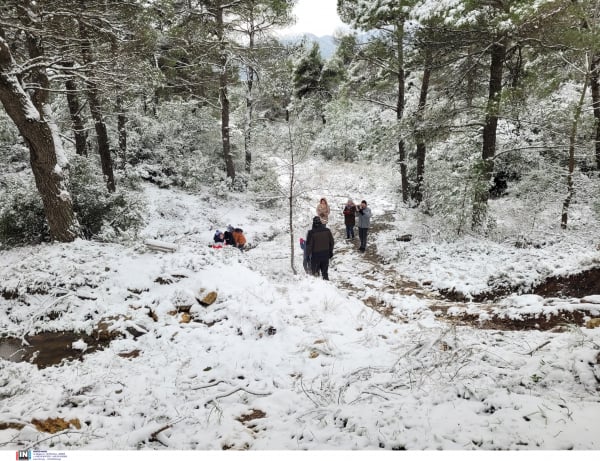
<box><xmin>356</xmin><ymin>200</ymin><xmax>372</xmax><ymax>252</ymax></box>
<box><xmin>306</xmin><ymin>216</ymin><xmax>335</xmax><ymax>280</ymax></box>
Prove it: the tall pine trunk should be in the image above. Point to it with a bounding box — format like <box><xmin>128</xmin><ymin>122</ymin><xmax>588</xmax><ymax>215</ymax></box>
<box><xmin>117</xmin><ymin>94</ymin><xmax>127</xmax><ymax>166</ymax></box>
<box><xmin>244</xmin><ymin>29</ymin><xmax>255</xmax><ymax>173</ymax></box>
<box><xmin>472</xmin><ymin>39</ymin><xmax>506</xmax><ymax>229</ymax></box>
<box><xmin>413</xmin><ymin>52</ymin><xmax>432</xmax><ymax>206</ymax></box>
<box><xmin>0</xmin><ymin>38</ymin><xmax>78</xmax><ymax>242</ymax></box>
<box><xmin>63</xmin><ymin>62</ymin><xmax>88</xmax><ymax>157</ymax></box>
<box><xmin>396</xmin><ymin>20</ymin><xmax>408</xmax><ymax>203</ymax></box>
<box><xmin>216</xmin><ymin>6</ymin><xmax>235</xmax><ymax>181</ymax></box>
<box><xmin>79</xmin><ymin>20</ymin><xmax>116</xmax><ymax>192</ymax></box>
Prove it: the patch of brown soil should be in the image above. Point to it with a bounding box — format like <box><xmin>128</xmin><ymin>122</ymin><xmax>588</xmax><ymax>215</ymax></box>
<box><xmin>431</xmin><ymin>305</ymin><xmax>588</xmax><ymax>331</ymax></box>
<box><xmin>0</xmin><ymin>422</ymin><xmax>25</xmax><ymax>430</ymax></box>
<box><xmin>533</xmin><ymin>268</ymin><xmax>600</xmax><ymax>298</ymax></box>
<box><xmin>31</xmin><ymin>417</ymin><xmax>81</xmax><ymax>433</ymax></box>
<box><xmin>441</xmin><ymin>267</ymin><xmax>600</xmax><ymax>302</ymax></box>
<box><xmin>236</xmin><ymin>409</ymin><xmax>266</xmax><ymax>423</ymax></box>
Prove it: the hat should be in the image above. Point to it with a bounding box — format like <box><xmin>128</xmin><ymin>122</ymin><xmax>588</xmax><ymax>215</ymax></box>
<box><xmin>312</xmin><ymin>216</ymin><xmax>322</xmax><ymax>226</ymax></box>
<box><xmin>227</xmin><ymin>225</ymin><xmax>234</xmax><ymax>232</ymax></box>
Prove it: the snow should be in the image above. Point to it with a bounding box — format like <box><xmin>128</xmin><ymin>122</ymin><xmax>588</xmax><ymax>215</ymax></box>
<box><xmin>1</xmin><ymin>160</ymin><xmax>599</xmax><ymax>451</ymax></box>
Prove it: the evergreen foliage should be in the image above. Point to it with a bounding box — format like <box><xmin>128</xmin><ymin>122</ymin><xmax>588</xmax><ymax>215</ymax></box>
<box><xmin>0</xmin><ymin>0</ymin><xmax>600</xmax><ymax>244</ymax></box>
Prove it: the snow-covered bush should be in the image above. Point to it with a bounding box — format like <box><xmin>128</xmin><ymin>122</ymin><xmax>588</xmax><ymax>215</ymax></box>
<box><xmin>0</xmin><ymin>175</ymin><xmax>48</xmax><ymax>245</ymax></box>
<box><xmin>419</xmin><ymin>135</ymin><xmax>479</xmax><ymax>237</ymax></box>
<box><xmin>312</xmin><ymin>98</ymin><xmax>368</xmax><ymax>161</ymax></box>
<box><xmin>0</xmin><ymin>157</ymin><xmax>146</xmax><ymax>246</ymax></box>
<box><xmin>126</xmin><ymin>101</ymin><xmax>230</xmax><ymax>191</ymax></box>
<box><xmin>69</xmin><ymin>156</ymin><xmax>146</xmax><ymax>240</ymax></box>
<box><xmin>247</xmin><ymin>156</ymin><xmax>282</xmax><ymax>208</ymax></box>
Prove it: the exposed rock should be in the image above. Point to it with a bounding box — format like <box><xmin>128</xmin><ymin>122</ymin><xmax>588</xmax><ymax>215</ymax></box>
<box><xmin>180</xmin><ymin>313</ymin><xmax>192</xmax><ymax>323</ymax></box>
<box><xmin>197</xmin><ymin>290</ymin><xmax>218</xmax><ymax>306</ymax></box>
<box><xmin>586</xmin><ymin>318</ymin><xmax>600</xmax><ymax>329</ymax></box>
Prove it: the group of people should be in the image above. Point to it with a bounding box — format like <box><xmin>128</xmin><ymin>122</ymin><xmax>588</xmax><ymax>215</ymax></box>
<box><xmin>302</xmin><ymin>197</ymin><xmax>372</xmax><ymax>280</ymax></box>
<box><xmin>213</xmin><ymin>225</ymin><xmax>247</xmax><ymax>250</ymax></box>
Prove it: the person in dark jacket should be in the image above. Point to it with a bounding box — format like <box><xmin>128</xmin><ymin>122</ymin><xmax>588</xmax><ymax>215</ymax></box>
<box><xmin>306</xmin><ymin>216</ymin><xmax>335</xmax><ymax>280</ymax></box>
<box><xmin>214</xmin><ymin>230</ymin><xmax>225</xmax><ymax>244</ymax></box>
<box><xmin>224</xmin><ymin>225</ymin><xmax>236</xmax><ymax>246</ymax></box>
<box><xmin>342</xmin><ymin>199</ymin><xmax>356</xmax><ymax>239</ymax></box>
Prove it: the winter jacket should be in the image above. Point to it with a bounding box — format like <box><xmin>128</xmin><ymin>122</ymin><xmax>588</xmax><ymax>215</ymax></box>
<box><xmin>357</xmin><ymin>206</ymin><xmax>372</xmax><ymax>228</ymax></box>
<box><xmin>343</xmin><ymin>204</ymin><xmax>356</xmax><ymax>226</ymax></box>
<box><xmin>232</xmin><ymin>230</ymin><xmax>247</xmax><ymax>247</ymax></box>
<box><xmin>316</xmin><ymin>202</ymin><xmax>330</xmax><ymax>224</ymax></box>
<box><xmin>224</xmin><ymin>231</ymin><xmax>235</xmax><ymax>246</ymax></box>
<box><xmin>306</xmin><ymin>223</ymin><xmax>334</xmax><ymax>262</ymax></box>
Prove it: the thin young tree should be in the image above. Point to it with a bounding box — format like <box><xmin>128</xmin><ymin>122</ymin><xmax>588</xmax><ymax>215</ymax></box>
<box><xmin>235</xmin><ymin>0</ymin><xmax>295</xmax><ymax>173</ymax></box>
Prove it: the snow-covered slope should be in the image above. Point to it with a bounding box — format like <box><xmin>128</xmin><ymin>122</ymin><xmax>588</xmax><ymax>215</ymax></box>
<box><xmin>1</xmin><ymin>161</ymin><xmax>599</xmax><ymax>450</ymax></box>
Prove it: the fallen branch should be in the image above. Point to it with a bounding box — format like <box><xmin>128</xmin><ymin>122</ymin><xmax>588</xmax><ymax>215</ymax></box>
<box><xmin>144</xmin><ymin>239</ymin><xmax>178</xmax><ymax>252</ymax></box>
<box><xmin>149</xmin><ymin>424</ymin><xmax>172</xmax><ymax>447</ymax></box>
<box><xmin>190</xmin><ymin>380</ymin><xmax>227</xmax><ymax>391</ymax></box>
<box><xmin>203</xmin><ymin>386</ymin><xmax>271</xmax><ymax>407</ymax></box>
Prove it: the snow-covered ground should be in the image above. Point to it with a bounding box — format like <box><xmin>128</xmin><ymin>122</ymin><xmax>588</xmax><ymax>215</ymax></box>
<box><xmin>1</xmin><ymin>160</ymin><xmax>599</xmax><ymax>450</ymax></box>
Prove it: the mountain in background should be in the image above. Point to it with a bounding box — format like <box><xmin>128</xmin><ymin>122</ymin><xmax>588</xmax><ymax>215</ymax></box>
<box><xmin>280</xmin><ymin>33</ymin><xmax>337</xmax><ymax>59</ymax></box>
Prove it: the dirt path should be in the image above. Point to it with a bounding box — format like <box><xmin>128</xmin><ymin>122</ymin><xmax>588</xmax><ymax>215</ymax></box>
<box><xmin>330</xmin><ymin>212</ymin><xmax>599</xmax><ymax>331</ymax></box>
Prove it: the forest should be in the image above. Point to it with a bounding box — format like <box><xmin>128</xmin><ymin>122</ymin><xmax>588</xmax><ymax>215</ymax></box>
<box><xmin>0</xmin><ymin>0</ymin><xmax>598</xmax><ymax>244</ymax></box>
<box><xmin>1</xmin><ymin>0</ymin><xmax>600</xmax><ymax>452</ymax></box>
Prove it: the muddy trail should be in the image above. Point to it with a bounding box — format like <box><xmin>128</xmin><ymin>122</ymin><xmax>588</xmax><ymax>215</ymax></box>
<box><xmin>330</xmin><ymin>211</ymin><xmax>600</xmax><ymax>332</ymax></box>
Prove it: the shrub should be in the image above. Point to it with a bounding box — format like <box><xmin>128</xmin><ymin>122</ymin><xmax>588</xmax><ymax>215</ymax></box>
<box><xmin>0</xmin><ymin>157</ymin><xmax>146</xmax><ymax>247</ymax></box>
<box><xmin>69</xmin><ymin>156</ymin><xmax>146</xmax><ymax>240</ymax></box>
<box><xmin>0</xmin><ymin>175</ymin><xmax>48</xmax><ymax>245</ymax></box>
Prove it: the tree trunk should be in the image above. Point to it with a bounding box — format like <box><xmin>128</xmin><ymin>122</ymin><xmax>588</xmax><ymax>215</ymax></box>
<box><xmin>287</xmin><ymin>122</ymin><xmax>297</xmax><ymax>275</ymax></box>
<box><xmin>413</xmin><ymin>52</ymin><xmax>432</xmax><ymax>206</ymax></box>
<box><xmin>472</xmin><ymin>39</ymin><xmax>506</xmax><ymax>229</ymax></box>
<box><xmin>562</xmin><ymin>55</ymin><xmax>590</xmax><ymax>229</ymax></box>
<box><xmin>244</xmin><ymin>29</ymin><xmax>255</xmax><ymax>173</ymax></box>
<box><xmin>63</xmin><ymin>62</ymin><xmax>88</xmax><ymax>157</ymax></box>
<box><xmin>0</xmin><ymin>38</ymin><xmax>78</xmax><ymax>242</ymax></box>
<box><xmin>216</xmin><ymin>6</ymin><xmax>235</xmax><ymax>181</ymax></box>
<box><xmin>396</xmin><ymin>20</ymin><xmax>408</xmax><ymax>203</ymax></box>
<box><xmin>117</xmin><ymin>94</ymin><xmax>127</xmax><ymax>166</ymax></box>
<box><xmin>78</xmin><ymin>20</ymin><xmax>116</xmax><ymax>192</ymax></box>
<box><xmin>591</xmin><ymin>54</ymin><xmax>600</xmax><ymax>171</ymax></box>
<box><xmin>466</xmin><ymin>50</ymin><xmax>475</xmax><ymax>109</ymax></box>
<box><xmin>88</xmin><ymin>83</ymin><xmax>116</xmax><ymax>192</ymax></box>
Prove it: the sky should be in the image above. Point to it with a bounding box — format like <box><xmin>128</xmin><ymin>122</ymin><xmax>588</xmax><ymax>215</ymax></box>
<box><xmin>285</xmin><ymin>0</ymin><xmax>349</xmax><ymax>36</ymax></box>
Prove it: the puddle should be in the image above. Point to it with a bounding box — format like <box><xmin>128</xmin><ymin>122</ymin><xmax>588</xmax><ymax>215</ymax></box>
<box><xmin>0</xmin><ymin>331</ymin><xmax>113</xmax><ymax>369</ymax></box>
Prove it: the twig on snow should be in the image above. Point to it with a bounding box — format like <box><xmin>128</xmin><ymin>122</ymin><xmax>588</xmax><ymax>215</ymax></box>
<box><xmin>523</xmin><ymin>340</ymin><xmax>552</xmax><ymax>356</ymax></box>
<box><xmin>190</xmin><ymin>379</ymin><xmax>227</xmax><ymax>391</ymax></box>
<box><xmin>203</xmin><ymin>386</ymin><xmax>271</xmax><ymax>407</ymax></box>
<box><xmin>299</xmin><ymin>378</ymin><xmax>320</xmax><ymax>408</ymax></box>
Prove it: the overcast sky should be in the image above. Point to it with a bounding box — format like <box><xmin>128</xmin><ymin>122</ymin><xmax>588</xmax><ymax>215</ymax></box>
<box><xmin>284</xmin><ymin>0</ymin><xmax>349</xmax><ymax>36</ymax></box>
